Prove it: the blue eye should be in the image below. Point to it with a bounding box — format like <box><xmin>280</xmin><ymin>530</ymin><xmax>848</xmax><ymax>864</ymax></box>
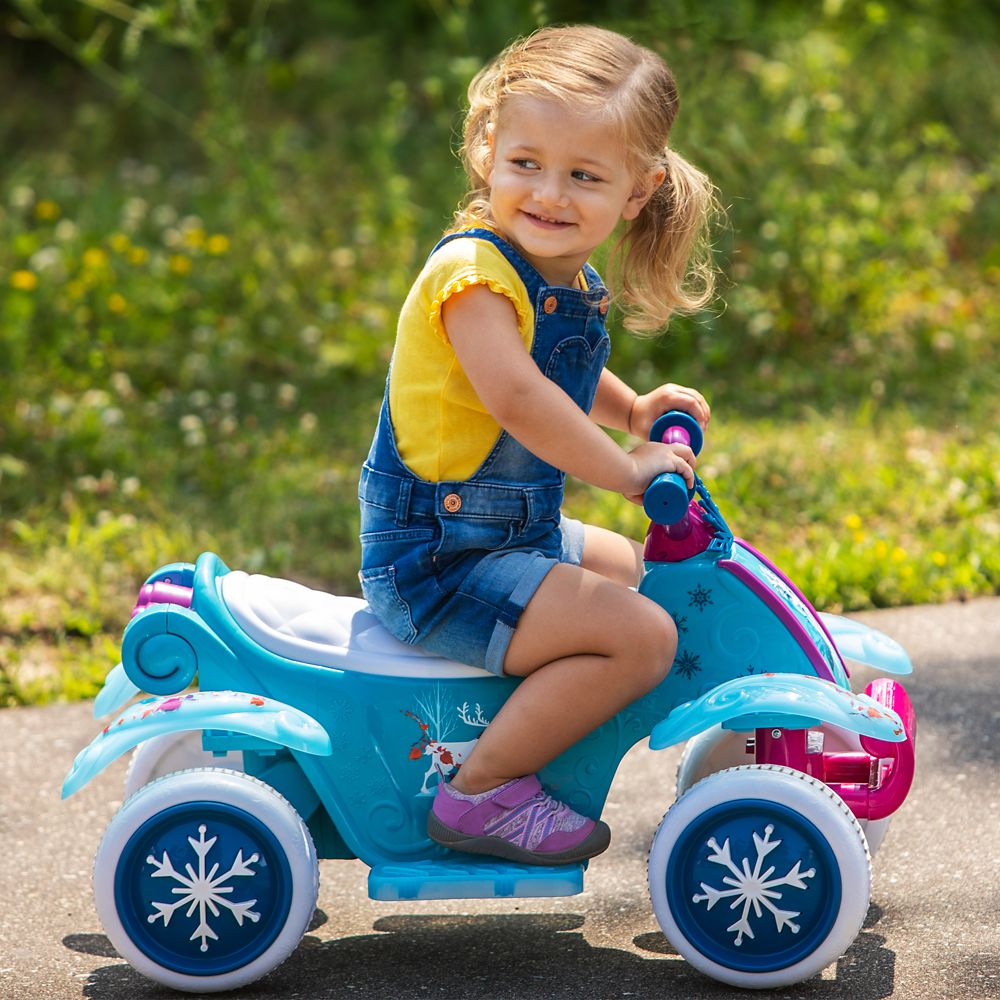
<box><xmin>512</xmin><ymin>158</ymin><xmax>539</xmax><ymax>170</ymax></box>
<box><xmin>573</xmin><ymin>170</ymin><xmax>602</xmax><ymax>183</ymax></box>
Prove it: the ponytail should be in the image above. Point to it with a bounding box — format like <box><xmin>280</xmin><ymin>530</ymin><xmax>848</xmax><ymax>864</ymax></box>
<box><xmin>612</xmin><ymin>147</ymin><xmax>720</xmax><ymax>334</ymax></box>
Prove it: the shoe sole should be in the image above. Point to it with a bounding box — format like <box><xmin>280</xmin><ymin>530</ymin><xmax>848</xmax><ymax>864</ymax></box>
<box><xmin>427</xmin><ymin>810</ymin><xmax>611</xmax><ymax>866</ymax></box>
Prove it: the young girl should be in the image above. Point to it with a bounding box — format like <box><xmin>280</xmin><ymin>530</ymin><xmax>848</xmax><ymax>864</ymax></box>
<box><xmin>358</xmin><ymin>25</ymin><xmax>716</xmax><ymax>866</ymax></box>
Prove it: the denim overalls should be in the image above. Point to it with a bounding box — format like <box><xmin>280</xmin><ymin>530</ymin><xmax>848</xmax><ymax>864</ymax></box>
<box><xmin>358</xmin><ymin>228</ymin><xmax>612</xmax><ymax>675</ymax></box>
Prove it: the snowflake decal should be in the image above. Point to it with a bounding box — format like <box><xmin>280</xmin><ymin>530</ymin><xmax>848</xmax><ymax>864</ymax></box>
<box><xmin>692</xmin><ymin>823</ymin><xmax>815</xmax><ymax>946</ymax></box>
<box><xmin>146</xmin><ymin>824</ymin><xmax>261</xmax><ymax>952</ymax></box>
<box><xmin>672</xmin><ymin>613</ymin><xmax>689</xmax><ymax>635</ymax></box>
<box><xmin>674</xmin><ymin>650</ymin><xmax>702</xmax><ymax>679</ymax></box>
<box><xmin>688</xmin><ymin>585</ymin><xmax>713</xmax><ymax>612</ymax></box>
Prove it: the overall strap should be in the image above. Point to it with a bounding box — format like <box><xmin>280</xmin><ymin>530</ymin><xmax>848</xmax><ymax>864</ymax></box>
<box><xmin>429</xmin><ymin>227</ymin><xmax>547</xmax><ymax>302</ymax></box>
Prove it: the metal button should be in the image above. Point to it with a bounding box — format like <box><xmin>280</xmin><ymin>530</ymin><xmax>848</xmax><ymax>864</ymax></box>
<box><xmin>543</xmin><ymin>295</ymin><xmax>558</xmax><ymax>314</ymax></box>
<box><xmin>442</xmin><ymin>493</ymin><xmax>462</xmax><ymax>513</ymax></box>
<box><xmin>599</xmin><ymin>295</ymin><xmax>609</xmax><ymax>315</ymax></box>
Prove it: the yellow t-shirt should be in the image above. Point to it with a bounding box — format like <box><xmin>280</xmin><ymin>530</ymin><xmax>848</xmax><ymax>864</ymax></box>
<box><xmin>388</xmin><ymin>235</ymin><xmax>535</xmax><ymax>482</ymax></box>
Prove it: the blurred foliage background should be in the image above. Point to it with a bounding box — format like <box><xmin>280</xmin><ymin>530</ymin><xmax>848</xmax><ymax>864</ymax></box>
<box><xmin>1</xmin><ymin>0</ymin><xmax>998</xmax><ymax>704</ymax></box>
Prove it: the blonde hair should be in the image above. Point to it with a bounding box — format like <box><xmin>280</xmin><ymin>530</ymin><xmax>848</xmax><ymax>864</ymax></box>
<box><xmin>451</xmin><ymin>25</ymin><xmax>718</xmax><ymax>333</ymax></box>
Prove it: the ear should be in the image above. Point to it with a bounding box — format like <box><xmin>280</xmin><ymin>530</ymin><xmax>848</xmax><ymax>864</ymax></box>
<box><xmin>622</xmin><ymin>165</ymin><xmax>667</xmax><ymax>221</ymax></box>
<box><xmin>485</xmin><ymin>122</ymin><xmax>497</xmax><ymax>182</ymax></box>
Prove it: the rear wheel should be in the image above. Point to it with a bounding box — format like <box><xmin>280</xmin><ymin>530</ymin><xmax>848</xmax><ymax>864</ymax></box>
<box><xmin>94</xmin><ymin>768</ymin><xmax>317</xmax><ymax>992</ymax></box>
<box><xmin>123</xmin><ymin>730</ymin><xmax>243</xmax><ymax>800</ymax></box>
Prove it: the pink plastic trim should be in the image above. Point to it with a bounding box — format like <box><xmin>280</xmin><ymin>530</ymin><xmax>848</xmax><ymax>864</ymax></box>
<box><xmin>132</xmin><ymin>581</ymin><xmax>193</xmax><ymax>618</ymax></box>
<box><xmin>858</xmin><ymin>678</ymin><xmax>916</xmax><ymax>820</ymax></box>
<box><xmin>719</xmin><ymin>558</ymin><xmax>836</xmax><ymax>682</ymax></box>
<box><xmin>734</xmin><ymin>539</ymin><xmax>848</xmax><ymax>676</ymax></box>
<box><xmin>644</xmin><ymin>502</ymin><xmax>715</xmax><ymax>562</ymax></box>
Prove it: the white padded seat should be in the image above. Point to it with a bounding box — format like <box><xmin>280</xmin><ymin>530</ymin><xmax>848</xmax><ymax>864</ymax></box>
<box><xmin>220</xmin><ymin>570</ymin><xmax>490</xmax><ymax>678</ymax></box>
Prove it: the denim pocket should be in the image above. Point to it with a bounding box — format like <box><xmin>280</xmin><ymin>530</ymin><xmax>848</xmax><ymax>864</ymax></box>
<box><xmin>544</xmin><ymin>334</ymin><xmax>611</xmax><ymax>412</ymax></box>
<box><xmin>359</xmin><ymin>564</ymin><xmax>418</xmax><ymax>644</ymax></box>
<box><xmin>433</xmin><ymin>515</ymin><xmax>517</xmax><ymax>559</ymax></box>
<box><xmin>360</xmin><ymin>524</ymin><xmax>437</xmax><ymax>569</ymax></box>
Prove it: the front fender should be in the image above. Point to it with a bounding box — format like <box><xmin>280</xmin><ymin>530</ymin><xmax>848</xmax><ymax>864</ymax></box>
<box><xmin>818</xmin><ymin>613</ymin><xmax>912</xmax><ymax>675</ymax></box>
<box><xmin>649</xmin><ymin>674</ymin><xmax>907</xmax><ymax>750</ymax></box>
<box><xmin>63</xmin><ymin>690</ymin><xmax>332</xmax><ymax>798</ymax></box>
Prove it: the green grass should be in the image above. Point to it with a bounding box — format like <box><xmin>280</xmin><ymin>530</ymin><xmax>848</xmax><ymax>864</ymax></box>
<box><xmin>2</xmin><ymin>402</ymin><xmax>997</xmax><ymax>707</ymax></box>
<box><xmin>1</xmin><ymin>1</ymin><xmax>998</xmax><ymax>705</ymax></box>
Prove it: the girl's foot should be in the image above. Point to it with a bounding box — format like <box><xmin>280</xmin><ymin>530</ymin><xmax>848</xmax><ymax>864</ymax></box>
<box><xmin>427</xmin><ymin>775</ymin><xmax>611</xmax><ymax>866</ymax></box>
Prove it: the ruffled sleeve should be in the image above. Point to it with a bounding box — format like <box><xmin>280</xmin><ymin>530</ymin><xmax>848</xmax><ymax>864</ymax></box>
<box><xmin>421</xmin><ymin>237</ymin><xmax>534</xmax><ymax>349</ymax></box>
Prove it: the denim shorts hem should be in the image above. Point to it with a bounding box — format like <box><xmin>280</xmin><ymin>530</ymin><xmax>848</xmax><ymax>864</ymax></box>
<box><xmin>481</xmin><ymin>555</ymin><xmax>559</xmax><ymax>676</ymax></box>
<box><xmin>559</xmin><ymin>514</ymin><xmax>585</xmax><ymax>566</ymax></box>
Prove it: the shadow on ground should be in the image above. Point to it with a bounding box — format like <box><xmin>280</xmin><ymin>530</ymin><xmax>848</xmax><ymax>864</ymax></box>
<box><xmin>70</xmin><ymin>905</ymin><xmax>896</xmax><ymax>1000</ymax></box>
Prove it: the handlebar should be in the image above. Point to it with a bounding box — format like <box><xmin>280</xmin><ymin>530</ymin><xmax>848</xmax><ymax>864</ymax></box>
<box><xmin>642</xmin><ymin>410</ymin><xmax>704</xmax><ymax>525</ymax></box>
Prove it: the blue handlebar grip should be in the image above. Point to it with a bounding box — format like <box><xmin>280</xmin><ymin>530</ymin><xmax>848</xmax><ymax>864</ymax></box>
<box><xmin>643</xmin><ymin>472</ymin><xmax>693</xmax><ymax>525</ymax></box>
<box><xmin>648</xmin><ymin>410</ymin><xmax>704</xmax><ymax>455</ymax></box>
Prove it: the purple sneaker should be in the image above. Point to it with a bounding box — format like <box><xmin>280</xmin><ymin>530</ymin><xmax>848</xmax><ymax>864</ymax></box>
<box><xmin>427</xmin><ymin>775</ymin><xmax>611</xmax><ymax>866</ymax></box>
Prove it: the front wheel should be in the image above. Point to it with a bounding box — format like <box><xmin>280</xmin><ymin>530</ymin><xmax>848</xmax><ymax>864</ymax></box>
<box><xmin>675</xmin><ymin>726</ymin><xmax>891</xmax><ymax>856</ymax></box>
<box><xmin>94</xmin><ymin>768</ymin><xmax>318</xmax><ymax>992</ymax></box>
<box><xmin>649</xmin><ymin>765</ymin><xmax>871</xmax><ymax>989</ymax></box>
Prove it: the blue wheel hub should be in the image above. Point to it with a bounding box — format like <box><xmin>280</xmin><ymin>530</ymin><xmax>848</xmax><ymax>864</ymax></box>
<box><xmin>665</xmin><ymin>799</ymin><xmax>842</xmax><ymax>973</ymax></box>
<box><xmin>114</xmin><ymin>801</ymin><xmax>293</xmax><ymax>976</ymax></box>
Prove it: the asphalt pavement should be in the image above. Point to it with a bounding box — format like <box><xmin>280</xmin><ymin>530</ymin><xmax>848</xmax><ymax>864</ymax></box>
<box><xmin>1</xmin><ymin>597</ymin><xmax>998</xmax><ymax>1000</ymax></box>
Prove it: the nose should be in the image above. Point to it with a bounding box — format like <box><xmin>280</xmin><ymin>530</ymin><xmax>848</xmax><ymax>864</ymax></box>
<box><xmin>533</xmin><ymin>174</ymin><xmax>569</xmax><ymax>208</ymax></box>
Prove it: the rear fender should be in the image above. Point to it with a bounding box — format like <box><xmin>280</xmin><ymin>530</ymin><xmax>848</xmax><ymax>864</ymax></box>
<box><xmin>63</xmin><ymin>690</ymin><xmax>332</xmax><ymax>798</ymax></box>
<box><xmin>649</xmin><ymin>673</ymin><xmax>907</xmax><ymax>750</ymax></box>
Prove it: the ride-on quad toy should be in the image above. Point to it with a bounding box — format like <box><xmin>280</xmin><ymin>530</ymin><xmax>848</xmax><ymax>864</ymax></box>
<box><xmin>64</xmin><ymin>412</ymin><xmax>916</xmax><ymax>991</ymax></box>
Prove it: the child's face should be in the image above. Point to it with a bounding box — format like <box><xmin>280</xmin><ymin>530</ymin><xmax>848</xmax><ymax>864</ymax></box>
<box><xmin>487</xmin><ymin>96</ymin><xmax>662</xmax><ymax>286</ymax></box>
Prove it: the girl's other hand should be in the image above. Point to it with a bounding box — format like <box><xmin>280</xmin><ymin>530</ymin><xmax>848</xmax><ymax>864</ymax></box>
<box><xmin>629</xmin><ymin>383</ymin><xmax>710</xmax><ymax>440</ymax></box>
<box><xmin>622</xmin><ymin>441</ymin><xmax>696</xmax><ymax>505</ymax></box>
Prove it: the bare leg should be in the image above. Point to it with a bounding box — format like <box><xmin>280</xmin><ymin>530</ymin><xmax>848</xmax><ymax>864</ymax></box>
<box><xmin>576</xmin><ymin>521</ymin><xmax>645</xmax><ymax>587</ymax></box>
<box><xmin>450</xmin><ymin>543</ymin><xmax>676</xmax><ymax>795</ymax></box>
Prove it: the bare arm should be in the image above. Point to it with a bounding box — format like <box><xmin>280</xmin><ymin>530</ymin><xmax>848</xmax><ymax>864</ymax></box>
<box><xmin>589</xmin><ymin>368</ymin><xmax>637</xmax><ymax>434</ymax></box>
<box><xmin>441</xmin><ymin>285</ymin><xmax>695</xmax><ymax>498</ymax></box>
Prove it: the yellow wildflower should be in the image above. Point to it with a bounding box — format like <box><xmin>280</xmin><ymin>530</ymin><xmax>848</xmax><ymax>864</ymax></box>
<box><xmin>844</xmin><ymin>513</ymin><xmax>863</xmax><ymax>531</ymax></box>
<box><xmin>890</xmin><ymin>546</ymin><xmax>907</xmax><ymax>563</ymax></box>
<box><xmin>10</xmin><ymin>269</ymin><xmax>38</xmax><ymax>291</ymax></box>
<box><xmin>109</xmin><ymin>232</ymin><xmax>131</xmax><ymax>253</ymax></box>
<box><xmin>206</xmin><ymin>234</ymin><xmax>230</xmax><ymax>255</ymax></box>
<box><xmin>35</xmin><ymin>199</ymin><xmax>60</xmax><ymax>221</ymax></box>
<box><xmin>129</xmin><ymin>246</ymin><xmax>150</xmax><ymax>265</ymax></box>
<box><xmin>169</xmin><ymin>254</ymin><xmax>192</xmax><ymax>275</ymax></box>
<box><xmin>82</xmin><ymin>247</ymin><xmax>109</xmax><ymax>269</ymax></box>
<box><xmin>184</xmin><ymin>228</ymin><xmax>206</xmax><ymax>249</ymax></box>
<box><xmin>108</xmin><ymin>293</ymin><xmax>128</xmax><ymax>314</ymax></box>
<box><xmin>931</xmin><ymin>551</ymin><xmax>947</xmax><ymax>567</ymax></box>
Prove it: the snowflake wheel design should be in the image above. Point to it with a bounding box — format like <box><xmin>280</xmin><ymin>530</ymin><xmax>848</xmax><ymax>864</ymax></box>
<box><xmin>146</xmin><ymin>823</ymin><xmax>261</xmax><ymax>952</ymax></box>
<box><xmin>688</xmin><ymin>585</ymin><xmax>713</xmax><ymax>611</ymax></box>
<box><xmin>692</xmin><ymin>823</ymin><xmax>816</xmax><ymax>947</ymax></box>
<box><xmin>674</xmin><ymin>649</ymin><xmax>702</xmax><ymax>679</ymax></box>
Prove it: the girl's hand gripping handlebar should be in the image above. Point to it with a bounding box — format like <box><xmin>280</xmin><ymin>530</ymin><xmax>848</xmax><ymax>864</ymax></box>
<box><xmin>642</xmin><ymin>410</ymin><xmax>704</xmax><ymax>525</ymax></box>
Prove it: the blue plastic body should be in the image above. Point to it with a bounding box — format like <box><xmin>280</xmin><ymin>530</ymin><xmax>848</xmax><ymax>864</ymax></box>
<box><xmin>72</xmin><ymin>464</ymin><xmax>913</xmax><ymax>903</ymax></box>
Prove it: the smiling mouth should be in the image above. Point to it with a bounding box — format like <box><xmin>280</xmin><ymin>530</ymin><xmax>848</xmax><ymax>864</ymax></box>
<box><xmin>523</xmin><ymin>211</ymin><xmax>572</xmax><ymax>229</ymax></box>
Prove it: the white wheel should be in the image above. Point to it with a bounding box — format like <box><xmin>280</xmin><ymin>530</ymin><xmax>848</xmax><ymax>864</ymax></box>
<box><xmin>94</xmin><ymin>768</ymin><xmax>318</xmax><ymax>992</ymax></box>
<box><xmin>123</xmin><ymin>730</ymin><xmax>243</xmax><ymax>800</ymax></box>
<box><xmin>648</xmin><ymin>765</ymin><xmax>871</xmax><ymax>989</ymax></box>
<box><xmin>675</xmin><ymin>725</ymin><xmax>751</xmax><ymax>797</ymax></box>
<box><xmin>676</xmin><ymin>726</ymin><xmax>891</xmax><ymax>856</ymax></box>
